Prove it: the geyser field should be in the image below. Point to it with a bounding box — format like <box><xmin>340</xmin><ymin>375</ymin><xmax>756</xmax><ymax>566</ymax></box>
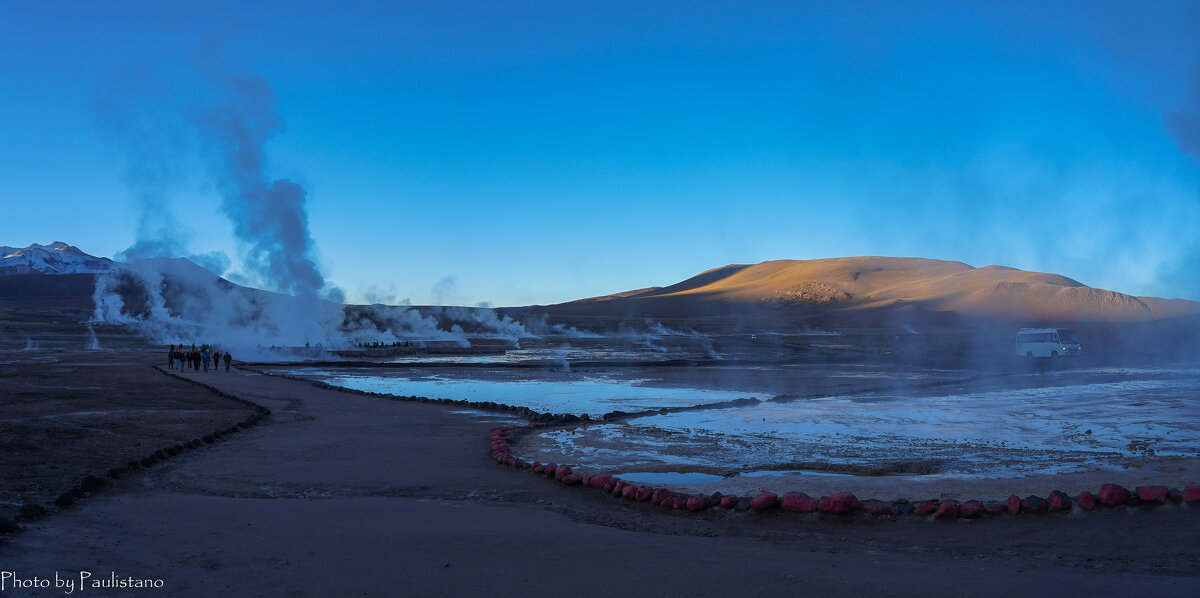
<box><xmin>264</xmin><ymin>333</ymin><xmax>1200</xmax><ymax>503</ymax></box>
<box><xmin>9</xmin><ymin>3</ymin><xmax>1200</xmax><ymax>592</ymax></box>
<box><xmin>5</xmin><ymin>248</ymin><xmax>1200</xmax><ymax>510</ymax></box>
<box><xmin>3</xmin><ymin>251</ymin><xmax>1200</xmax><ymax>595</ymax></box>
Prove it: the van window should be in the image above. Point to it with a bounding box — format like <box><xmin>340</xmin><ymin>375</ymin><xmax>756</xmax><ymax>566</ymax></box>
<box><xmin>1058</xmin><ymin>329</ymin><xmax>1080</xmax><ymax>344</ymax></box>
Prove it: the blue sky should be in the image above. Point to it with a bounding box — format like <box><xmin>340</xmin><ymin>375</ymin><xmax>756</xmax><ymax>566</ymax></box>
<box><xmin>2</xmin><ymin>1</ymin><xmax>1199</xmax><ymax>306</ymax></box>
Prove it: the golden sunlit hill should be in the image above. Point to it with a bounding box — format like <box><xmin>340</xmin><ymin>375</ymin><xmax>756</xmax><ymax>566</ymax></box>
<box><xmin>531</xmin><ymin>257</ymin><xmax>1200</xmax><ymax>332</ymax></box>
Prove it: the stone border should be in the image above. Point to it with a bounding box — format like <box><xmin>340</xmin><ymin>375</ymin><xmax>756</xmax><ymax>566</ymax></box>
<box><xmin>242</xmin><ymin>367</ymin><xmax>1200</xmax><ymax>522</ymax></box>
<box><xmin>0</xmin><ymin>365</ymin><xmax>270</xmax><ymax>537</ymax></box>
<box><xmin>489</xmin><ymin>425</ymin><xmax>1200</xmax><ymax>519</ymax></box>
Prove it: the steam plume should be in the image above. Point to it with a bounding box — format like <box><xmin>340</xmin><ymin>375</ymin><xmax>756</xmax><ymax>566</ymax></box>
<box><xmin>196</xmin><ymin>64</ymin><xmax>330</xmax><ymax>344</ymax></box>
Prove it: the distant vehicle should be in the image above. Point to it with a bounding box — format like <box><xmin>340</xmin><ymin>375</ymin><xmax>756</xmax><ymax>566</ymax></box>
<box><xmin>1016</xmin><ymin>328</ymin><xmax>1081</xmax><ymax>358</ymax></box>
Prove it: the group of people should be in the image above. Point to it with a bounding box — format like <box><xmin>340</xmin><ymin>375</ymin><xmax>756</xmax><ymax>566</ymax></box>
<box><xmin>355</xmin><ymin>341</ymin><xmax>415</xmax><ymax>348</ymax></box>
<box><xmin>167</xmin><ymin>344</ymin><xmax>232</xmax><ymax>373</ymax></box>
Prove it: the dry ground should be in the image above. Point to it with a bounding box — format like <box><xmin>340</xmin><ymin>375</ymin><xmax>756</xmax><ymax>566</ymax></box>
<box><xmin>0</xmin><ymin>350</ymin><xmax>254</xmax><ymax>520</ymax></box>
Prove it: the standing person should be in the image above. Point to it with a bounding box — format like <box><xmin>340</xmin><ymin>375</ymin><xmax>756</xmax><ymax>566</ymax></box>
<box><xmin>191</xmin><ymin>349</ymin><xmax>201</xmax><ymax>371</ymax></box>
<box><xmin>212</xmin><ymin>350</ymin><xmax>222</xmax><ymax>373</ymax></box>
<box><xmin>201</xmin><ymin>347</ymin><xmax>211</xmax><ymax>372</ymax></box>
<box><xmin>223</xmin><ymin>350</ymin><xmax>232</xmax><ymax>373</ymax></box>
<box><xmin>167</xmin><ymin>345</ymin><xmax>175</xmax><ymax>370</ymax></box>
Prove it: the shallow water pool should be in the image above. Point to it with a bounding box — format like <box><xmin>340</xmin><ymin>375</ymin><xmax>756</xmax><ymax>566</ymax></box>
<box><xmin>279</xmin><ymin>368</ymin><xmax>760</xmax><ymax>415</ymax></box>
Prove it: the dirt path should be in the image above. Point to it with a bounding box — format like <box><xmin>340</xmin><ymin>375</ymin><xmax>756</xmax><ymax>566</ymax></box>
<box><xmin>1</xmin><ymin>364</ymin><xmax>1198</xmax><ymax>597</ymax></box>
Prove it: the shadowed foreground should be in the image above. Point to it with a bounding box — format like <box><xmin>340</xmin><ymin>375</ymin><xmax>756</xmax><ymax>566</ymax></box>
<box><xmin>1</xmin><ymin>355</ymin><xmax>1197</xmax><ymax>597</ymax></box>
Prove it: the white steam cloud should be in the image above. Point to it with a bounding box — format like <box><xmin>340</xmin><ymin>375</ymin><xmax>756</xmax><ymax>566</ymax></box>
<box><xmin>90</xmin><ymin>53</ymin><xmax>547</xmax><ymax>357</ymax></box>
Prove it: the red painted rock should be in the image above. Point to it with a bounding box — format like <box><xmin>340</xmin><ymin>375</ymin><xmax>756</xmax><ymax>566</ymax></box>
<box><xmin>958</xmin><ymin>501</ymin><xmax>984</xmax><ymax>519</ymax></box>
<box><xmin>502</xmin><ymin>455</ymin><xmax>515</xmax><ymax>466</ymax></box>
<box><xmin>862</xmin><ymin>502</ymin><xmax>889</xmax><ymax>515</ymax></box>
<box><xmin>933</xmin><ymin>501</ymin><xmax>958</xmax><ymax>519</ymax></box>
<box><xmin>706</xmin><ymin>492</ymin><xmax>724</xmax><ymax>508</ymax></box>
<box><xmin>719</xmin><ymin>494</ymin><xmax>739</xmax><ymax>509</ymax></box>
<box><xmin>590</xmin><ymin>475</ymin><xmax>610</xmax><ymax>488</ymax></box>
<box><xmin>1186</xmin><ymin>486</ymin><xmax>1200</xmax><ymax>503</ymax></box>
<box><xmin>780</xmin><ymin>492</ymin><xmax>817</xmax><ymax>512</ymax></box>
<box><xmin>983</xmin><ymin>502</ymin><xmax>1005</xmax><ymax>515</ymax></box>
<box><xmin>621</xmin><ymin>485</ymin><xmax>638</xmax><ymax>500</ymax></box>
<box><xmin>554</xmin><ymin>465</ymin><xmax>572</xmax><ymax>480</ymax></box>
<box><xmin>1021</xmin><ymin>495</ymin><xmax>1048</xmax><ymax>513</ymax></box>
<box><xmin>750</xmin><ymin>492</ymin><xmax>780</xmax><ymax>511</ymax></box>
<box><xmin>516</xmin><ymin>460</ymin><xmax>530</xmax><ymax>469</ymax></box>
<box><xmin>1167</xmin><ymin>488</ymin><xmax>1183</xmax><ymax>503</ymax></box>
<box><xmin>1098</xmin><ymin>484</ymin><xmax>1130</xmax><ymax>506</ymax></box>
<box><xmin>673</xmin><ymin>497</ymin><xmax>687</xmax><ymax>510</ymax></box>
<box><xmin>687</xmin><ymin>496</ymin><xmax>707</xmax><ymax>512</ymax></box>
<box><xmin>651</xmin><ymin>489</ymin><xmax>671</xmax><ymax>505</ymax></box>
<box><xmin>873</xmin><ymin>501</ymin><xmax>902</xmax><ymax>516</ymax></box>
<box><xmin>1135</xmin><ymin>485</ymin><xmax>1168</xmax><ymax>503</ymax></box>
<box><xmin>562</xmin><ymin>473</ymin><xmax>583</xmax><ymax>485</ymax></box>
<box><xmin>818</xmin><ymin>492</ymin><xmax>862</xmax><ymax>514</ymax></box>
<box><xmin>1047</xmin><ymin>491</ymin><xmax>1072</xmax><ymax>511</ymax></box>
<box><xmin>1075</xmin><ymin>491</ymin><xmax>1097</xmax><ymax>510</ymax></box>
<box><xmin>1006</xmin><ymin>495</ymin><xmax>1021</xmax><ymax>514</ymax></box>
<box><xmin>543</xmin><ymin>464</ymin><xmax>559</xmax><ymax>477</ymax></box>
<box><xmin>611</xmin><ymin>481</ymin><xmax>628</xmax><ymax>496</ymax></box>
<box><xmin>603</xmin><ymin>478</ymin><xmax>619</xmax><ymax>492</ymax></box>
<box><xmin>915</xmin><ymin>501</ymin><xmax>938</xmax><ymax>516</ymax></box>
<box><xmin>635</xmin><ymin>487</ymin><xmax>654</xmax><ymax>502</ymax></box>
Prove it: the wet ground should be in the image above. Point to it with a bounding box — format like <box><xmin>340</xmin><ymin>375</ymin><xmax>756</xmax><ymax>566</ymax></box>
<box><xmin>271</xmin><ymin>339</ymin><xmax>1200</xmax><ymax>502</ymax></box>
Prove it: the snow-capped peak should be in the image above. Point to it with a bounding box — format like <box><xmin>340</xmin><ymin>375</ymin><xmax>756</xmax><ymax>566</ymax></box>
<box><xmin>0</xmin><ymin>242</ymin><xmax>115</xmax><ymax>275</ymax></box>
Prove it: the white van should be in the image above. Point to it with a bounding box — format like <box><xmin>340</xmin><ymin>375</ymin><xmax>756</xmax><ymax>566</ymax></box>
<box><xmin>1016</xmin><ymin>328</ymin><xmax>1081</xmax><ymax>358</ymax></box>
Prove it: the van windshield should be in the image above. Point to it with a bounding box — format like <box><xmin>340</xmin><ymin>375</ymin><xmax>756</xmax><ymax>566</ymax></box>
<box><xmin>1057</xmin><ymin>330</ymin><xmax>1080</xmax><ymax>344</ymax></box>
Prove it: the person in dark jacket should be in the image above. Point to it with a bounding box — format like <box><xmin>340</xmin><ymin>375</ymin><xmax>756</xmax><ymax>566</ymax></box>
<box><xmin>223</xmin><ymin>351</ymin><xmax>232</xmax><ymax>372</ymax></box>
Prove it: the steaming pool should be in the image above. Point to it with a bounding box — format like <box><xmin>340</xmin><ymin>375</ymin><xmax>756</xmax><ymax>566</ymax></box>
<box><xmin>274</xmin><ymin>368</ymin><xmax>761</xmax><ymax>414</ymax></box>
<box><xmin>276</xmin><ymin>365</ymin><xmax>1200</xmax><ymax>497</ymax></box>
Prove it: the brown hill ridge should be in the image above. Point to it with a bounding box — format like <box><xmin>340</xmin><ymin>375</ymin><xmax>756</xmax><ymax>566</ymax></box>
<box><xmin>563</xmin><ymin>257</ymin><xmax>1200</xmax><ymax>324</ymax></box>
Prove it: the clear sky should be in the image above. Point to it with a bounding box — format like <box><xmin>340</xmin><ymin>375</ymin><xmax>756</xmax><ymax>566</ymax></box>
<box><xmin>2</xmin><ymin>1</ymin><xmax>1199</xmax><ymax>306</ymax></box>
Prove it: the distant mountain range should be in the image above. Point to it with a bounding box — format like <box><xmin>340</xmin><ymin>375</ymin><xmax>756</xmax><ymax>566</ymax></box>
<box><xmin>5</xmin><ymin>242</ymin><xmax>1199</xmax><ymax>327</ymax></box>
<box><xmin>1</xmin><ymin>242</ymin><xmax>114</xmax><ymax>275</ymax></box>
